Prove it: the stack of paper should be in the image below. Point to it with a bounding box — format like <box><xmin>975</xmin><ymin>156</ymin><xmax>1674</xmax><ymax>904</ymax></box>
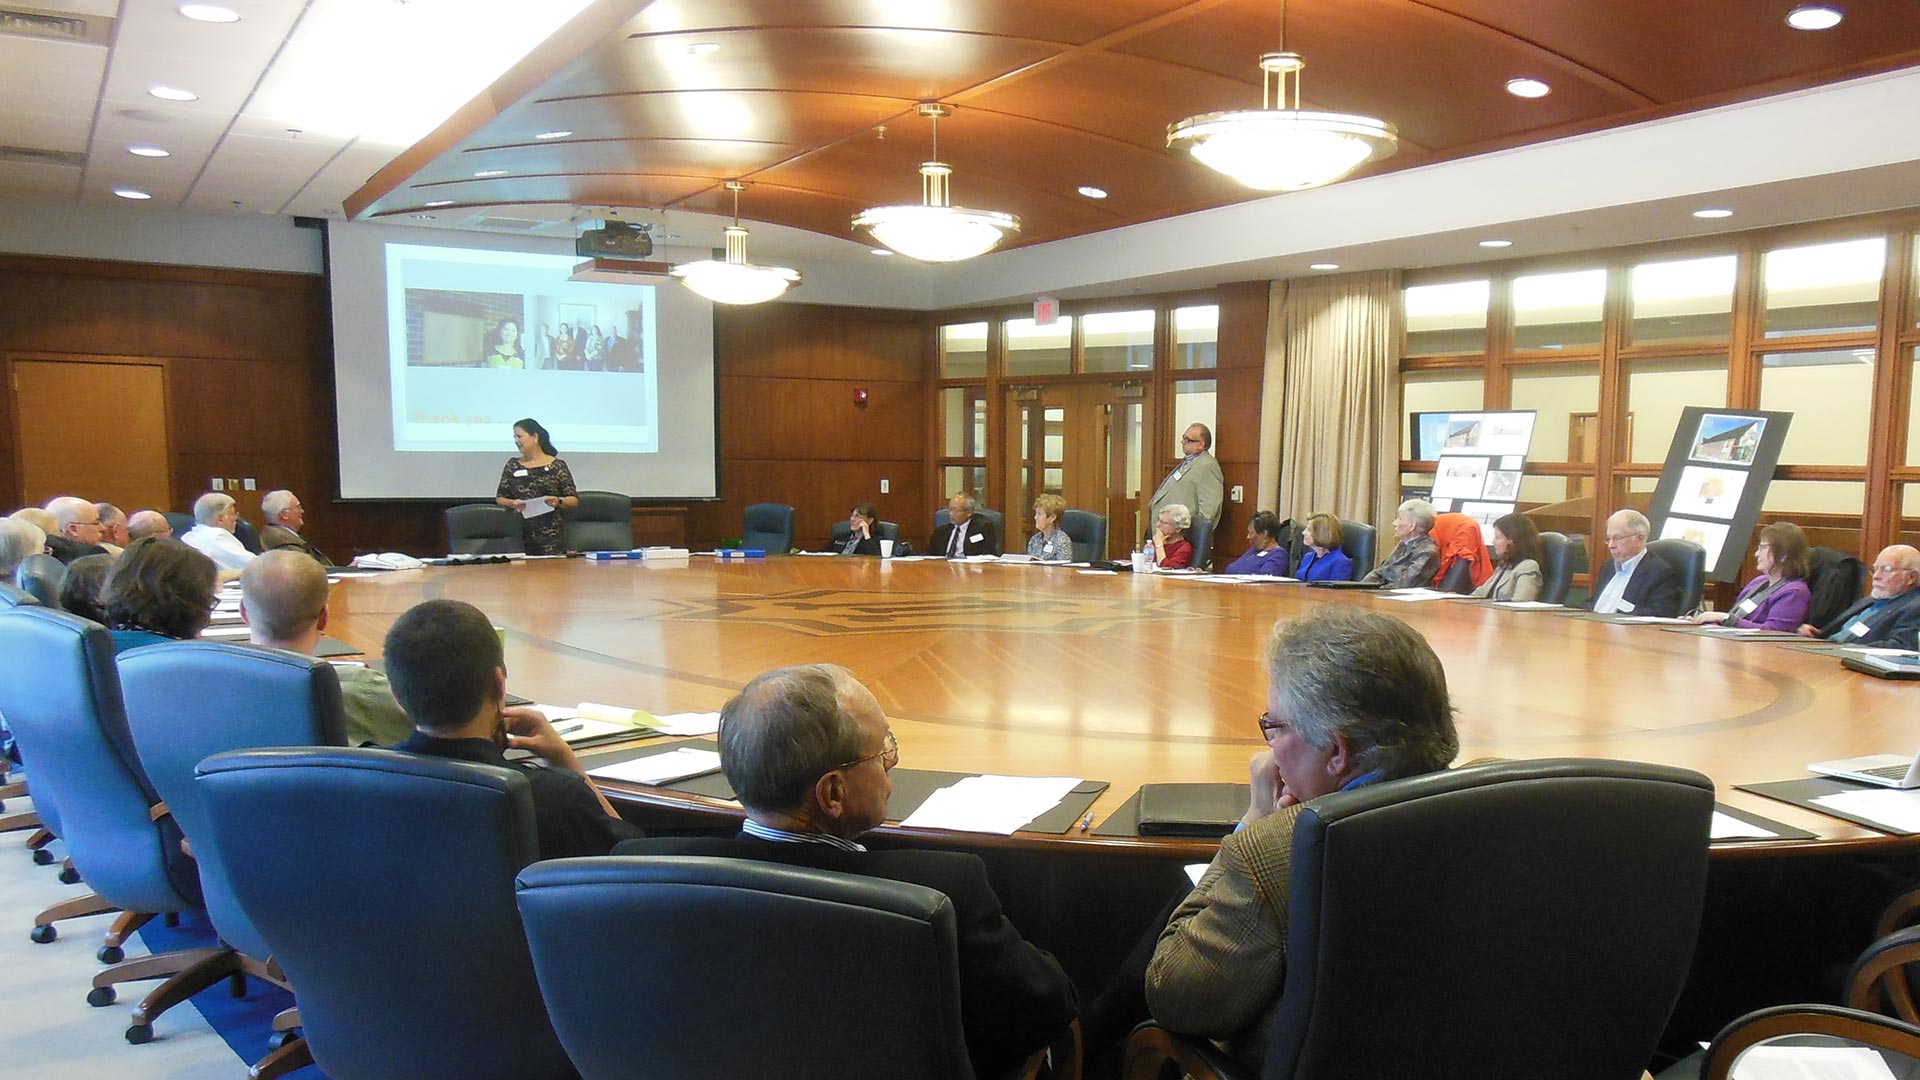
<box><xmin>650</xmin><ymin>712</ymin><xmax>722</xmax><ymax>736</ymax></box>
<box><xmin>588</xmin><ymin>747</ymin><xmax>723</xmax><ymax>785</ymax></box>
<box><xmin>899</xmin><ymin>775</ymin><xmax>1082</xmax><ymax>835</ymax></box>
<box><xmin>1811</xmin><ymin>788</ymin><xmax>1920</xmax><ymax>834</ymax></box>
<box><xmin>1379</xmin><ymin>588</ymin><xmax>1466</xmax><ymax>603</ymax></box>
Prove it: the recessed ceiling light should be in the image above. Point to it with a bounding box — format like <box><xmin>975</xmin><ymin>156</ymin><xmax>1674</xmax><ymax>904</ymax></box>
<box><xmin>148</xmin><ymin>86</ymin><xmax>199</xmax><ymax>102</ymax></box>
<box><xmin>1505</xmin><ymin>78</ymin><xmax>1551</xmax><ymax>99</ymax></box>
<box><xmin>474</xmin><ymin>169</ymin><xmax>507</xmax><ymax>178</ymax></box>
<box><xmin>1076</xmin><ymin>185</ymin><xmax>1108</xmax><ymax>199</ymax></box>
<box><xmin>686</xmin><ymin>41</ymin><xmax>720</xmax><ymax>55</ymax></box>
<box><xmin>1786</xmin><ymin>5</ymin><xmax>1843</xmax><ymax>30</ymax></box>
<box><xmin>869</xmin><ymin>248</ymin><xmax>893</xmax><ymax>256</ymax></box>
<box><xmin>113</xmin><ymin>188</ymin><xmax>152</xmax><ymax>200</ymax></box>
<box><xmin>1309</xmin><ymin>262</ymin><xmax>1340</xmax><ymax>271</ymax></box>
<box><xmin>128</xmin><ymin>145</ymin><xmax>170</xmax><ymax>158</ymax></box>
<box><xmin>534</xmin><ymin>130</ymin><xmax>572</xmax><ymax>140</ymax></box>
<box><xmin>424</xmin><ymin>199</ymin><xmax>454</xmax><ymax>208</ymax></box>
<box><xmin>1478</xmin><ymin>238</ymin><xmax>1513</xmax><ymax>248</ymax></box>
<box><xmin>1693</xmin><ymin>207</ymin><xmax>1735</xmax><ymax>219</ymax></box>
<box><xmin>177</xmin><ymin>3</ymin><xmax>240</xmax><ymax>22</ymax></box>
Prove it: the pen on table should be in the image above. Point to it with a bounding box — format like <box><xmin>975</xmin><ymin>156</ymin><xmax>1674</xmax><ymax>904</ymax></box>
<box><xmin>553</xmin><ymin>722</ymin><xmax>584</xmax><ymax>737</ymax></box>
<box><xmin>1078</xmin><ymin>812</ymin><xmax>1094</xmax><ymax>832</ymax></box>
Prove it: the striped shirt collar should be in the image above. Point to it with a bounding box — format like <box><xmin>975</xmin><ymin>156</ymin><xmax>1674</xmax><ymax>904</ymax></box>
<box><xmin>741</xmin><ymin>817</ymin><xmax>867</xmax><ymax>852</ymax></box>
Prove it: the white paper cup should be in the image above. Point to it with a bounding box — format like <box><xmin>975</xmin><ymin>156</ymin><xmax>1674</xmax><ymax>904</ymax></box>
<box><xmin>879</xmin><ymin>539</ymin><xmax>895</xmax><ymax>558</ymax></box>
<box><xmin>1130</xmin><ymin>552</ymin><xmax>1147</xmax><ymax>573</ymax></box>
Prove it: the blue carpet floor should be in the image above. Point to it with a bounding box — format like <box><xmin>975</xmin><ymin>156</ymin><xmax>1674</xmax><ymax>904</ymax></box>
<box><xmin>135</xmin><ymin>910</ymin><xmax>328</xmax><ymax>1078</ymax></box>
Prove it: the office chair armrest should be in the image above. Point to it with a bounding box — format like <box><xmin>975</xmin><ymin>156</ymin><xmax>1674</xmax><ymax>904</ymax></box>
<box><xmin>1120</xmin><ymin>1022</ymin><xmax>1247</xmax><ymax>1080</ymax></box>
<box><xmin>1700</xmin><ymin>1004</ymin><xmax>1920</xmax><ymax>1080</ymax></box>
<box><xmin>1848</xmin><ymin>924</ymin><xmax>1920</xmax><ymax>1023</ymax></box>
<box><xmin>1877</xmin><ymin>885</ymin><xmax>1920</xmax><ymax>939</ymax></box>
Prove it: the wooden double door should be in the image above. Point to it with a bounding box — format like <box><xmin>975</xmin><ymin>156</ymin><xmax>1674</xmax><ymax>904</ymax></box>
<box><xmin>1001</xmin><ymin>381</ymin><xmax>1146</xmax><ymax>560</ymax></box>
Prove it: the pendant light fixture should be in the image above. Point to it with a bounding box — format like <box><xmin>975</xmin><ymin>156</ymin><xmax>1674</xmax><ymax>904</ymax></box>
<box><xmin>670</xmin><ymin>181</ymin><xmax>801</xmax><ymax>305</ymax></box>
<box><xmin>853</xmin><ymin>103</ymin><xmax>1019</xmax><ymax>262</ymax></box>
<box><xmin>1167</xmin><ymin>0</ymin><xmax>1397</xmax><ymax>191</ymax></box>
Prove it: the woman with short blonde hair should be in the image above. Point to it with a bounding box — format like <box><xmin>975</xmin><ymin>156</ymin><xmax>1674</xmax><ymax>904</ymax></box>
<box><xmin>1028</xmin><ymin>495</ymin><xmax>1073</xmax><ymax>562</ymax></box>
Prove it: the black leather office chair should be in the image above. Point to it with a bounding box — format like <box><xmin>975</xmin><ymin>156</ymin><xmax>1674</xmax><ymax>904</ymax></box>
<box><xmin>18</xmin><ymin>553</ymin><xmax>65</xmax><ymax>608</ymax></box>
<box><xmin>1537</xmin><ymin>531</ymin><xmax>1575</xmax><ymax>605</ymax></box>
<box><xmin>1807</xmin><ymin>545</ymin><xmax>1871</xmax><ymax>628</ymax></box>
<box><xmin>445</xmin><ymin>503</ymin><xmax>525</xmax><ymax>556</ymax></box>
<box><xmin>194</xmin><ymin>748</ymin><xmax>575</xmax><ymax>1080</ymax></box>
<box><xmin>829</xmin><ymin>520</ymin><xmax>902</xmax><ymax>549</ymax></box>
<box><xmin>1648</xmin><ymin>537</ymin><xmax>1708</xmax><ymax>614</ymax></box>
<box><xmin>1060</xmin><ymin>509</ymin><xmax>1107</xmax><ymax>563</ymax></box>
<box><xmin>1124</xmin><ymin>758</ymin><xmax>1714</xmax><ymax>1080</ymax></box>
<box><xmin>1187</xmin><ymin>516</ymin><xmax>1216</xmax><ymax>571</ymax></box>
<box><xmin>518</xmin><ymin>856</ymin><xmax>1000</xmax><ymax>1080</ymax></box>
<box><xmin>163</xmin><ymin>512</ymin><xmax>194</xmax><ymax>538</ymax></box>
<box><xmin>741</xmin><ymin>502</ymin><xmax>796</xmax><ymax>552</ymax></box>
<box><xmin>1438</xmin><ymin>555</ymin><xmax>1474</xmax><ymax>593</ymax></box>
<box><xmin>563</xmin><ymin>490</ymin><xmax>634</xmax><ymax>552</ymax></box>
<box><xmin>932</xmin><ymin>507</ymin><xmax>1007</xmax><ymax>556</ymax></box>
<box><xmin>1338</xmin><ymin>520</ymin><xmax>1377</xmax><ymax>577</ymax></box>
<box><xmin>120</xmin><ymin>642</ymin><xmax>346</xmax><ymax>1068</ymax></box>
<box><xmin>232</xmin><ymin>517</ymin><xmax>264</xmax><ymax>555</ymax></box>
<box><xmin>0</xmin><ymin>609</ymin><xmax>217</xmax><ymax>1036</ymax></box>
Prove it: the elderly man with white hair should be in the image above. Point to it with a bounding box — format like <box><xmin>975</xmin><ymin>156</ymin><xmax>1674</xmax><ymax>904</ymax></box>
<box><xmin>180</xmin><ymin>492</ymin><xmax>257</xmax><ymax>572</ymax></box>
<box><xmin>1799</xmin><ymin>544</ymin><xmax>1920</xmax><ymax>650</ymax></box>
<box><xmin>258</xmin><ymin>489</ymin><xmax>333</xmax><ymax>567</ymax></box>
<box><xmin>0</xmin><ymin>517</ymin><xmax>46</xmax><ymax>601</ymax></box>
<box><xmin>126</xmin><ymin>509</ymin><xmax>173</xmax><ymax>542</ymax></box>
<box><xmin>1585</xmin><ymin>508</ymin><xmax>1683</xmax><ymax>617</ymax></box>
<box><xmin>1361</xmin><ymin>498</ymin><xmax>1442</xmax><ymax>589</ymax></box>
<box><xmin>44</xmin><ymin>495</ymin><xmax>109</xmax><ymax>565</ymax></box>
<box><xmin>94</xmin><ymin>502</ymin><xmax>129</xmax><ymax>555</ymax></box>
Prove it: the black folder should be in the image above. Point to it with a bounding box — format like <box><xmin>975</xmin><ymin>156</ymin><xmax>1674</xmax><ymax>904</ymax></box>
<box><xmin>1136</xmin><ymin>783</ymin><xmax>1250</xmax><ymax>838</ymax></box>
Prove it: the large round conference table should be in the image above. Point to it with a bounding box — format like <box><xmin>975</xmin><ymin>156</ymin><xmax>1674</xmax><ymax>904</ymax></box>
<box><xmin>323</xmin><ymin>553</ymin><xmax>1918</xmax><ymax>861</ymax></box>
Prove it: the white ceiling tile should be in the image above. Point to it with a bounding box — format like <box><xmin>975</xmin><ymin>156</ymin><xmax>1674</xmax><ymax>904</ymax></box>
<box><xmin>0</xmin><ymin>161</ymin><xmax>80</xmax><ymax>197</ymax></box>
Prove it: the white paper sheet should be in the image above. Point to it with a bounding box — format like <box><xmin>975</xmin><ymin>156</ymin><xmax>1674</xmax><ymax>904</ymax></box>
<box><xmin>588</xmin><ymin>747</ymin><xmax>722</xmax><ymax>786</ymax></box>
<box><xmin>1184</xmin><ymin>862</ymin><xmax>1209</xmax><ymax>886</ymax></box>
<box><xmin>519</xmin><ymin>498</ymin><xmax>554</xmax><ymax>519</ymax></box>
<box><xmin>327</xmin><ymin>571</ymin><xmax>380</xmax><ymax>579</ymax></box>
<box><xmin>1709</xmin><ymin>811</ymin><xmax>1780</xmax><ymax>841</ymax></box>
<box><xmin>1729</xmin><ymin>1045</ymin><xmax>1898</xmax><ymax>1080</ymax></box>
<box><xmin>198</xmin><ymin>625</ymin><xmax>251</xmax><ymax>639</ymax></box>
<box><xmin>650</xmin><ymin>712</ymin><xmax>722</xmax><ymax>737</ymax></box>
<box><xmin>1379</xmin><ymin>588</ymin><xmax>1467</xmax><ymax>602</ymax></box>
<box><xmin>1811</xmin><ymin>788</ymin><xmax>1920</xmax><ymax>833</ymax></box>
<box><xmin>1493</xmin><ymin>600</ymin><xmax>1564</xmax><ymax>609</ymax></box>
<box><xmin>899</xmin><ymin>775</ymin><xmax>1082</xmax><ymax>835</ymax></box>
<box><xmin>1616</xmin><ymin>615</ymin><xmax>1690</xmax><ymax>624</ymax></box>
<box><xmin>1076</xmin><ymin>569</ymin><xmax>1118</xmax><ymax>576</ymax></box>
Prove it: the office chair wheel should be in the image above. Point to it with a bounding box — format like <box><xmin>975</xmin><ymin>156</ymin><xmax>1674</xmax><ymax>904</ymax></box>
<box><xmin>268</xmin><ymin>1030</ymin><xmax>300</xmax><ymax>1052</ymax></box>
<box><xmin>32</xmin><ymin>848</ymin><xmax>53</xmax><ymax>865</ymax></box>
<box><xmin>125</xmin><ymin>1023</ymin><xmax>153</xmax><ymax>1045</ymax></box>
<box><xmin>98</xmin><ymin>944</ymin><xmax>124</xmax><ymax>964</ymax></box>
<box><xmin>58</xmin><ymin>866</ymin><xmax>81</xmax><ymax>885</ymax></box>
<box><xmin>87</xmin><ymin>986</ymin><xmax>116</xmax><ymax>1007</ymax></box>
<box><xmin>30</xmin><ymin>925</ymin><xmax>55</xmax><ymax>944</ymax></box>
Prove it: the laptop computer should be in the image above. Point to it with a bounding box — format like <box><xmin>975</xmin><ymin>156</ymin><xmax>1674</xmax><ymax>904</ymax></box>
<box><xmin>1808</xmin><ymin>749</ymin><xmax>1920</xmax><ymax>789</ymax></box>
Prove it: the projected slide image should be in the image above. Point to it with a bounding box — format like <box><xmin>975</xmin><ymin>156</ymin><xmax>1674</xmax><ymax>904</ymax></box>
<box><xmin>386</xmin><ymin>243</ymin><xmax>660</xmax><ymax>454</ymax></box>
<box><xmin>1689</xmin><ymin>413</ymin><xmax>1764</xmax><ymax>466</ymax></box>
<box><xmin>1670</xmin><ymin>465</ymin><xmax>1748</xmax><ymax>520</ymax></box>
<box><xmin>1431</xmin><ymin>456</ymin><xmax>1490</xmax><ymax>501</ymax></box>
<box><xmin>1659</xmin><ymin>516</ymin><xmax>1730</xmax><ymax>568</ymax></box>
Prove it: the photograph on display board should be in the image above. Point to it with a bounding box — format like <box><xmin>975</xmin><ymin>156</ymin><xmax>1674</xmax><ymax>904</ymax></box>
<box><xmin>1688</xmin><ymin>413</ymin><xmax>1765</xmax><ymax>466</ymax></box>
<box><xmin>1431</xmin><ymin>456</ymin><xmax>1491</xmax><ymax>501</ymax></box>
<box><xmin>1670</xmin><ymin>465</ymin><xmax>1749</xmax><ymax>520</ymax></box>
<box><xmin>1482</xmin><ymin>470</ymin><xmax>1522</xmax><ymax>501</ymax></box>
<box><xmin>1461</xmin><ymin>501</ymin><xmax>1511</xmax><ymax>540</ymax></box>
<box><xmin>1477</xmin><ymin>413</ymin><xmax>1537</xmax><ymax>457</ymax></box>
<box><xmin>1659</xmin><ymin>516</ymin><xmax>1731</xmax><ymax>569</ymax></box>
<box><xmin>1443</xmin><ymin>418</ymin><xmax>1484</xmax><ymax>450</ymax></box>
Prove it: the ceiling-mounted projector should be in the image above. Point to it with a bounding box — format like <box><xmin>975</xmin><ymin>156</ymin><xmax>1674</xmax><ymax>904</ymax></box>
<box><xmin>571</xmin><ymin>219</ymin><xmax>672</xmax><ymax>283</ymax></box>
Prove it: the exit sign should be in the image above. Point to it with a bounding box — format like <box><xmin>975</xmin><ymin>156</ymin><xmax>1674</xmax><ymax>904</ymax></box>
<box><xmin>1033</xmin><ymin>296</ymin><xmax>1058</xmax><ymax>325</ymax></box>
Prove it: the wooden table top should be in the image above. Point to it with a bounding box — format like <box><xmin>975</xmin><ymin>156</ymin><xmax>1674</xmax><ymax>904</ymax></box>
<box><xmin>324</xmin><ymin>555</ymin><xmax>1920</xmax><ymax>859</ymax></box>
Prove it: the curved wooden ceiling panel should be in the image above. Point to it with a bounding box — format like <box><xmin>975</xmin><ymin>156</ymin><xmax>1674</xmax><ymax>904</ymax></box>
<box><xmin>349</xmin><ymin>0</ymin><xmax>1920</xmax><ymax>250</ymax></box>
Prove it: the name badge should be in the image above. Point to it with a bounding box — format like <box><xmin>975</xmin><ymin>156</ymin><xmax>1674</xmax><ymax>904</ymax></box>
<box><xmin>1617</xmin><ymin>599</ymin><xmax>1636</xmax><ymax>613</ymax></box>
<box><xmin>1846</xmin><ymin>620</ymin><xmax>1872</xmax><ymax>638</ymax></box>
<box><xmin>1171</xmin><ymin>469</ymin><xmax>1185</xmax><ymax>482</ymax></box>
<box><xmin>513</xmin><ymin>469</ymin><xmax>529</xmax><ymax>477</ymax></box>
<box><xmin>969</xmin><ymin>533</ymin><xmax>983</xmax><ymax>543</ymax></box>
<box><xmin>1733</xmin><ymin>598</ymin><xmax>1758</xmax><ymax>617</ymax></box>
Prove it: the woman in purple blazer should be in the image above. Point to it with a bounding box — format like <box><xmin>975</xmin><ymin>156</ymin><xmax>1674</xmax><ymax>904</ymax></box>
<box><xmin>1691</xmin><ymin>521</ymin><xmax>1811</xmax><ymax>631</ymax></box>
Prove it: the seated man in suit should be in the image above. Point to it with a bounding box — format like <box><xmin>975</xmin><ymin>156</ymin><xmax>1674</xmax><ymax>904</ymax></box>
<box><xmin>95</xmin><ymin>502</ymin><xmax>129</xmax><ymax>556</ymax></box>
<box><xmin>180</xmin><ymin>492</ymin><xmax>258</xmax><ymax>572</ymax></box>
<box><xmin>127</xmin><ymin>509</ymin><xmax>173</xmax><ymax>542</ymax></box>
<box><xmin>616</xmin><ymin>664</ymin><xmax>1077</xmax><ymax>1079</ymax></box>
<box><xmin>1144</xmin><ymin>607</ymin><xmax>1459</xmax><ymax>1070</ymax></box>
<box><xmin>44</xmin><ymin>495</ymin><xmax>109</xmax><ymax>564</ymax></box>
<box><xmin>241</xmin><ymin>550</ymin><xmax>408</xmax><ymax>747</ymax></box>
<box><xmin>1797</xmin><ymin>544</ymin><xmax>1920</xmax><ymax>649</ymax></box>
<box><xmin>931</xmin><ymin>492</ymin><xmax>996</xmax><ymax>558</ymax></box>
<box><xmin>1586</xmin><ymin>509</ymin><xmax>1683</xmax><ymax>617</ymax></box>
<box><xmin>384</xmin><ymin>598</ymin><xmax>642</xmax><ymax>861</ymax></box>
<box><xmin>258</xmin><ymin>489</ymin><xmax>334</xmax><ymax>566</ymax></box>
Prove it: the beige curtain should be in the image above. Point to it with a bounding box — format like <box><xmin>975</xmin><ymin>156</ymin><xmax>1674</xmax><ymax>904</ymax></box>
<box><xmin>1265</xmin><ymin>270</ymin><xmax>1403</xmax><ymax>529</ymax></box>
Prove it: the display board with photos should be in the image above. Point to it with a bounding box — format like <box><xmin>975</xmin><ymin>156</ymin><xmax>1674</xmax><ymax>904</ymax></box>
<box><xmin>1424</xmin><ymin>411</ymin><xmax>1538</xmax><ymax>540</ymax></box>
<box><xmin>1646</xmin><ymin>407</ymin><xmax>1793</xmax><ymax>583</ymax></box>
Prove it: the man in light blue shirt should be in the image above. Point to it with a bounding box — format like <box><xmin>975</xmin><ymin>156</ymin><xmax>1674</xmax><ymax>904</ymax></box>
<box><xmin>1587</xmin><ymin>509</ymin><xmax>1683</xmax><ymax>616</ymax></box>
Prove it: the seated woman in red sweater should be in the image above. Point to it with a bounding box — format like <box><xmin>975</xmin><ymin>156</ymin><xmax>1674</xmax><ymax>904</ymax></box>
<box><xmin>1150</xmin><ymin>504</ymin><xmax>1194</xmax><ymax>569</ymax></box>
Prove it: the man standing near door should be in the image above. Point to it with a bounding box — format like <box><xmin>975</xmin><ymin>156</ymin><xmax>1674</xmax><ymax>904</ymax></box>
<box><xmin>1148</xmin><ymin>423</ymin><xmax>1223</xmax><ymax>532</ymax></box>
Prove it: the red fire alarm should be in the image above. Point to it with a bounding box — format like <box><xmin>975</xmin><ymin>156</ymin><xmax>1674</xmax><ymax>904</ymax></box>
<box><xmin>854</xmin><ymin>388</ymin><xmax>869</xmax><ymax>407</ymax></box>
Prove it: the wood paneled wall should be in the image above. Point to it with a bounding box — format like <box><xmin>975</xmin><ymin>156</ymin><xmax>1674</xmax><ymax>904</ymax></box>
<box><xmin>686</xmin><ymin>303</ymin><xmax>928</xmax><ymax>551</ymax></box>
<box><xmin>0</xmin><ymin>254</ymin><xmax>1257</xmax><ymax>562</ymax></box>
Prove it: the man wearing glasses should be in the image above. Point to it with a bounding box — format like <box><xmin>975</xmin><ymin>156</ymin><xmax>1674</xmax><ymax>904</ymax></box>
<box><xmin>617</xmin><ymin>664</ymin><xmax>1076</xmax><ymax>1080</ymax></box>
<box><xmin>1141</xmin><ymin>608</ymin><xmax>1458</xmax><ymax>1071</ymax></box>
<box><xmin>1147</xmin><ymin>423</ymin><xmax>1224</xmax><ymax>533</ymax></box>
<box><xmin>1586</xmin><ymin>508</ymin><xmax>1683</xmax><ymax>617</ymax></box>
<box><xmin>1798</xmin><ymin>544</ymin><xmax>1920</xmax><ymax>649</ymax></box>
<box><xmin>44</xmin><ymin>495</ymin><xmax>110</xmax><ymax>564</ymax></box>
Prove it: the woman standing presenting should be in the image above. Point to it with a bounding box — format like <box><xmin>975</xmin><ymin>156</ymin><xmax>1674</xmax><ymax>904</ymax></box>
<box><xmin>495</xmin><ymin>417</ymin><xmax>578</xmax><ymax>556</ymax></box>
